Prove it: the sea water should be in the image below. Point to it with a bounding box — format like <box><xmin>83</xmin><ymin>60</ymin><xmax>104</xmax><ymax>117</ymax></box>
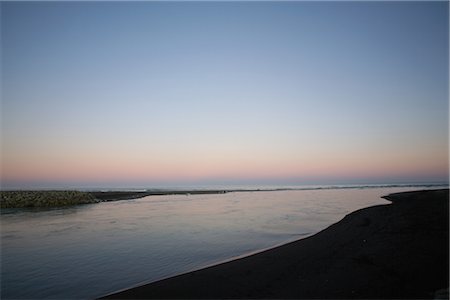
<box><xmin>0</xmin><ymin>185</ymin><xmax>446</xmax><ymax>299</ymax></box>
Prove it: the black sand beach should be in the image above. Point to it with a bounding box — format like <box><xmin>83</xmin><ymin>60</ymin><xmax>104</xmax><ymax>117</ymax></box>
<box><xmin>102</xmin><ymin>189</ymin><xmax>449</xmax><ymax>299</ymax></box>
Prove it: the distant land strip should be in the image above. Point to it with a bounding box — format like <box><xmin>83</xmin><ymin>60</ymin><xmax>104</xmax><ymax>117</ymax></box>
<box><xmin>0</xmin><ymin>184</ymin><xmax>447</xmax><ymax>208</ymax></box>
<box><xmin>0</xmin><ymin>189</ymin><xmax>246</xmax><ymax>208</ymax></box>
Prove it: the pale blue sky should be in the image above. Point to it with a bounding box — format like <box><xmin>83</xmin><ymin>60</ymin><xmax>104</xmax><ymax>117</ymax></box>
<box><xmin>1</xmin><ymin>1</ymin><xmax>448</xmax><ymax>188</ymax></box>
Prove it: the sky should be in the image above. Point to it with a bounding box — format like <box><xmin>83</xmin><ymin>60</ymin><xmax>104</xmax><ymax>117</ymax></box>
<box><xmin>1</xmin><ymin>1</ymin><xmax>449</xmax><ymax>189</ymax></box>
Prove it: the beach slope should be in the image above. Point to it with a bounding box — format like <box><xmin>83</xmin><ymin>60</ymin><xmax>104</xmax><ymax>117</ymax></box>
<box><xmin>102</xmin><ymin>189</ymin><xmax>449</xmax><ymax>299</ymax></box>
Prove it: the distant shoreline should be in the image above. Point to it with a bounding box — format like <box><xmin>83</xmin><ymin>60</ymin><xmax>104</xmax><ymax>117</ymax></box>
<box><xmin>1</xmin><ymin>184</ymin><xmax>448</xmax><ymax>208</ymax></box>
<box><xmin>88</xmin><ymin>183</ymin><xmax>449</xmax><ymax>201</ymax></box>
<box><xmin>101</xmin><ymin>189</ymin><xmax>449</xmax><ymax>299</ymax></box>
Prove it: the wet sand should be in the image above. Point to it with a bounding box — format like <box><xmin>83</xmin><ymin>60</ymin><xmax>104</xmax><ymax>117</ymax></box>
<box><xmin>102</xmin><ymin>189</ymin><xmax>449</xmax><ymax>299</ymax></box>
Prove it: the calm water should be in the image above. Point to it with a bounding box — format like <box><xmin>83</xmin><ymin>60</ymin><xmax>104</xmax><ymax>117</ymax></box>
<box><xmin>0</xmin><ymin>186</ymin><xmax>445</xmax><ymax>299</ymax></box>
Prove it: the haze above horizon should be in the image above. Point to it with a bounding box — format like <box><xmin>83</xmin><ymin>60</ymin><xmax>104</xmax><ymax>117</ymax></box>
<box><xmin>1</xmin><ymin>1</ymin><xmax>448</xmax><ymax>189</ymax></box>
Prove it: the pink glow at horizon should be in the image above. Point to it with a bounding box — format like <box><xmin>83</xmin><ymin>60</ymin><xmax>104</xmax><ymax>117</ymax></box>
<box><xmin>2</xmin><ymin>137</ymin><xmax>448</xmax><ymax>186</ymax></box>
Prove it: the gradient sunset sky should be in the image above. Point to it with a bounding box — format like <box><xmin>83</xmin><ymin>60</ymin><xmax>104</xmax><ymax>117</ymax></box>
<box><xmin>1</xmin><ymin>1</ymin><xmax>449</xmax><ymax>189</ymax></box>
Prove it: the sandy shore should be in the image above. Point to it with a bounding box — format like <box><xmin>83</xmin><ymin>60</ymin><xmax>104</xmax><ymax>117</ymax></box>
<box><xmin>101</xmin><ymin>189</ymin><xmax>449</xmax><ymax>299</ymax></box>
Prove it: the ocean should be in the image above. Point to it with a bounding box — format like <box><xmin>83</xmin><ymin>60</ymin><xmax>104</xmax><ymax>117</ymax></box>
<box><xmin>1</xmin><ymin>184</ymin><xmax>447</xmax><ymax>299</ymax></box>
